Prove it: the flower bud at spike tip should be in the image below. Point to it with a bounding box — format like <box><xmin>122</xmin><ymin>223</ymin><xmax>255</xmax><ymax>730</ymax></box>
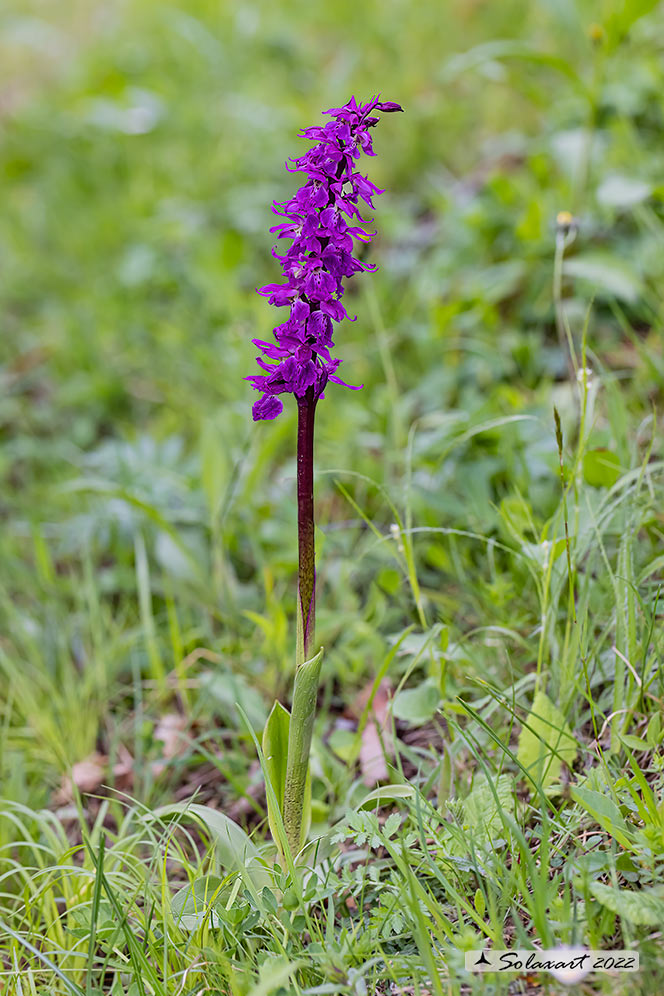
<box><xmin>247</xmin><ymin>95</ymin><xmax>403</xmax><ymax>421</ymax></box>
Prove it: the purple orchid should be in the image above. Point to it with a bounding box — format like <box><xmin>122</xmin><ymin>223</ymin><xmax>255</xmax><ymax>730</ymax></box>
<box><xmin>249</xmin><ymin>97</ymin><xmax>402</xmax><ymax>858</ymax></box>
<box><xmin>247</xmin><ymin>95</ymin><xmax>402</xmax><ymax>422</ymax></box>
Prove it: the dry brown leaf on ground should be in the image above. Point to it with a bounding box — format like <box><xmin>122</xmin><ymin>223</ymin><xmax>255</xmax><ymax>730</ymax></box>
<box><xmin>154</xmin><ymin>713</ymin><xmax>188</xmax><ymax>759</ymax></box>
<box><xmin>360</xmin><ymin>721</ymin><xmax>389</xmax><ymax>785</ymax></box>
<box><xmin>151</xmin><ymin>712</ymin><xmax>190</xmax><ymax>777</ymax></box>
<box><xmin>355</xmin><ymin>679</ymin><xmax>394</xmax><ymax>786</ymax></box>
<box><xmin>112</xmin><ymin>744</ymin><xmax>134</xmax><ymax>790</ymax></box>
<box><xmin>72</xmin><ymin>754</ymin><xmax>106</xmax><ymax>792</ymax></box>
<box><xmin>55</xmin><ymin>752</ymin><xmax>107</xmax><ymax>803</ymax></box>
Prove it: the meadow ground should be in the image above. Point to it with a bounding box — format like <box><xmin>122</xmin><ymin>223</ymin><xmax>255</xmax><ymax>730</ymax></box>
<box><xmin>1</xmin><ymin>1</ymin><xmax>664</xmax><ymax>993</ymax></box>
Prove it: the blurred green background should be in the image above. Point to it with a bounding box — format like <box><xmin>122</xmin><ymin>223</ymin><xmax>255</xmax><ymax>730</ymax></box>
<box><xmin>2</xmin><ymin>1</ymin><xmax>664</xmax><ymax>990</ymax></box>
<box><xmin>1</xmin><ymin>0</ymin><xmax>663</xmax><ymax>800</ymax></box>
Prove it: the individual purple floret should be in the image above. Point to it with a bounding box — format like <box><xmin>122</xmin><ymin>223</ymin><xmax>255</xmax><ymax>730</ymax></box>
<box><xmin>247</xmin><ymin>95</ymin><xmax>403</xmax><ymax>421</ymax></box>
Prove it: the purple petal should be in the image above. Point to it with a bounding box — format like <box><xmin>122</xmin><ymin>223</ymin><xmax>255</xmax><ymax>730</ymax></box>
<box><xmin>294</xmin><ymin>359</ymin><xmax>317</xmax><ymax>394</ymax></box>
<box><xmin>307</xmin><ymin>310</ymin><xmax>333</xmax><ymax>340</ymax></box>
<box><xmin>252</xmin><ymin>395</ymin><xmax>284</xmax><ymax>421</ymax></box>
<box><xmin>252</xmin><ymin>339</ymin><xmax>288</xmax><ymax>359</ymax></box>
<box><xmin>328</xmin><ymin>374</ymin><xmax>363</xmax><ymax>390</ymax></box>
<box><xmin>290</xmin><ymin>298</ymin><xmax>310</xmax><ymax>324</ymax></box>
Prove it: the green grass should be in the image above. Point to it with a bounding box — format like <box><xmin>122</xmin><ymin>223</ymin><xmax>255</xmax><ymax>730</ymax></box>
<box><xmin>2</xmin><ymin>0</ymin><xmax>664</xmax><ymax>992</ymax></box>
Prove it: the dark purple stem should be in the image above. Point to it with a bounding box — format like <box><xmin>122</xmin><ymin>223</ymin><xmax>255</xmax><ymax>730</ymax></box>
<box><xmin>297</xmin><ymin>387</ymin><xmax>317</xmax><ymax>660</ymax></box>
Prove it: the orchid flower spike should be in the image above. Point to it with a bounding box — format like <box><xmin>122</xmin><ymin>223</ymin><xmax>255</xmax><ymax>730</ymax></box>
<box><xmin>247</xmin><ymin>95</ymin><xmax>403</xmax><ymax>421</ymax></box>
